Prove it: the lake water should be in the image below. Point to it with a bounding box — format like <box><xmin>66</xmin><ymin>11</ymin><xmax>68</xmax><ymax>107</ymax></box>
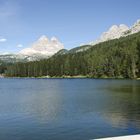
<box><xmin>0</xmin><ymin>78</ymin><xmax>140</xmax><ymax>140</ymax></box>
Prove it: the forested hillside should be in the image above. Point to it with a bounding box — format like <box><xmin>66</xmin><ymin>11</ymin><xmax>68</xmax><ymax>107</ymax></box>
<box><xmin>5</xmin><ymin>31</ymin><xmax>140</xmax><ymax>78</ymax></box>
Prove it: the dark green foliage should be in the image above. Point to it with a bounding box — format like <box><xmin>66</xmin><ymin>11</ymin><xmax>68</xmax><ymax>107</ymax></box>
<box><xmin>0</xmin><ymin>61</ymin><xmax>12</xmax><ymax>75</ymax></box>
<box><xmin>5</xmin><ymin>32</ymin><xmax>140</xmax><ymax>78</ymax></box>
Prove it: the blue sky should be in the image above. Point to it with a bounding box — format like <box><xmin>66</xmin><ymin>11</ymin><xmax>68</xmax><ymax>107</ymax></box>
<box><xmin>0</xmin><ymin>0</ymin><xmax>139</xmax><ymax>53</ymax></box>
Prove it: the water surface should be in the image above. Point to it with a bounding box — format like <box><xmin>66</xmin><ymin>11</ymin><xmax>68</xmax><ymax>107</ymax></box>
<box><xmin>0</xmin><ymin>78</ymin><xmax>140</xmax><ymax>140</ymax></box>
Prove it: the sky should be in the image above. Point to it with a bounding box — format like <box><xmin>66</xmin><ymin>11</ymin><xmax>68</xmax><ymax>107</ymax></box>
<box><xmin>0</xmin><ymin>0</ymin><xmax>140</xmax><ymax>53</ymax></box>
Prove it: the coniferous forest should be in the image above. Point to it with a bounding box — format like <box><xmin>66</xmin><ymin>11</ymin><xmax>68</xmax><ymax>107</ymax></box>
<box><xmin>2</xmin><ymin>31</ymin><xmax>140</xmax><ymax>79</ymax></box>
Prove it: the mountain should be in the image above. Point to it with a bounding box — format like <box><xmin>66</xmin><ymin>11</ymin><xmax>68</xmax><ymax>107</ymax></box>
<box><xmin>56</xmin><ymin>19</ymin><xmax>140</xmax><ymax>54</ymax></box>
<box><xmin>54</xmin><ymin>49</ymin><xmax>69</xmax><ymax>56</ymax></box>
<box><xmin>20</xmin><ymin>35</ymin><xmax>64</xmax><ymax>57</ymax></box>
<box><xmin>0</xmin><ymin>19</ymin><xmax>140</xmax><ymax>63</ymax></box>
<box><xmin>6</xmin><ymin>31</ymin><xmax>140</xmax><ymax>78</ymax></box>
<box><xmin>68</xmin><ymin>45</ymin><xmax>92</xmax><ymax>53</ymax></box>
<box><xmin>0</xmin><ymin>36</ymin><xmax>64</xmax><ymax>63</ymax></box>
<box><xmin>130</xmin><ymin>19</ymin><xmax>140</xmax><ymax>34</ymax></box>
<box><xmin>90</xmin><ymin>19</ymin><xmax>140</xmax><ymax>45</ymax></box>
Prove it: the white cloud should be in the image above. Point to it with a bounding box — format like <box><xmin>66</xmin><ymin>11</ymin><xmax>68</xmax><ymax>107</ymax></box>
<box><xmin>0</xmin><ymin>37</ymin><xmax>7</xmax><ymax>42</ymax></box>
<box><xmin>17</xmin><ymin>44</ymin><xmax>23</xmax><ymax>48</ymax></box>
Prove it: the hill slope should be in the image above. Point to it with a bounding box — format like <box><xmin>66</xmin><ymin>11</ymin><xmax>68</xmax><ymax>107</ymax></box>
<box><xmin>5</xmin><ymin>31</ymin><xmax>140</xmax><ymax>79</ymax></box>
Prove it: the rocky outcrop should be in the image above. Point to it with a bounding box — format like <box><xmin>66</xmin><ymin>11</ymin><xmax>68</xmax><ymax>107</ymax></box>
<box><xmin>91</xmin><ymin>19</ymin><xmax>140</xmax><ymax>45</ymax></box>
<box><xmin>20</xmin><ymin>35</ymin><xmax>64</xmax><ymax>56</ymax></box>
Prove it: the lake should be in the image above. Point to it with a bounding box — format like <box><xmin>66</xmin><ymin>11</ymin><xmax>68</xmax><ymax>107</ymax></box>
<box><xmin>0</xmin><ymin>78</ymin><xmax>140</xmax><ymax>140</ymax></box>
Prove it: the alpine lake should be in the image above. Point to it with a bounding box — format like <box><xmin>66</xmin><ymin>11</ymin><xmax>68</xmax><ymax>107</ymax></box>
<box><xmin>0</xmin><ymin>78</ymin><xmax>140</xmax><ymax>140</ymax></box>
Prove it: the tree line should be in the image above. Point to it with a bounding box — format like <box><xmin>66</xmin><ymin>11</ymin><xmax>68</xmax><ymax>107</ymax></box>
<box><xmin>4</xmin><ymin>32</ymin><xmax>140</xmax><ymax>78</ymax></box>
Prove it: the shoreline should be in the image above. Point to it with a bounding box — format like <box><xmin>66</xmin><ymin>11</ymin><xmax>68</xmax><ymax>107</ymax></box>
<box><xmin>2</xmin><ymin>75</ymin><xmax>140</xmax><ymax>80</ymax></box>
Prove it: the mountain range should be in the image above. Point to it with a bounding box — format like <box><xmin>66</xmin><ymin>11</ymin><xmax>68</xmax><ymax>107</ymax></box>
<box><xmin>5</xmin><ymin>26</ymin><xmax>140</xmax><ymax>78</ymax></box>
<box><xmin>90</xmin><ymin>19</ymin><xmax>140</xmax><ymax>45</ymax></box>
<box><xmin>0</xmin><ymin>36</ymin><xmax>64</xmax><ymax>62</ymax></box>
<box><xmin>0</xmin><ymin>19</ymin><xmax>140</xmax><ymax>63</ymax></box>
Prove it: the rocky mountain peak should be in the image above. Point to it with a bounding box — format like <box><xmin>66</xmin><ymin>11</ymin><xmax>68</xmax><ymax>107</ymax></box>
<box><xmin>90</xmin><ymin>19</ymin><xmax>140</xmax><ymax>45</ymax></box>
<box><xmin>119</xmin><ymin>24</ymin><xmax>129</xmax><ymax>31</ymax></box>
<box><xmin>133</xmin><ymin>19</ymin><xmax>140</xmax><ymax>27</ymax></box>
<box><xmin>51</xmin><ymin>36</ymin><xmax>58</xmax><ymax>42</ymax></box>
<box><xmin>20</xmin><ymin>35</ymin><xmax>64</xmax><ymax>56</ymax></box>
<box><xmin>130</xmin><ymin>19</ymin><xmax>140</xmax><ymax>34</ymax></box>
<box><xmin>109</xmin><ymin>25</ymin><xmax>119</xmax><ymax>31</ymax></box>
<box><xmin>38</xmin><ymin>35</ymin><xmax>49</xmax><ymax>41</ymax></box>
<box><xmin>99</xmin><ymin>24</ymin><xmax>128</xmax><ymax>42</ymax></box>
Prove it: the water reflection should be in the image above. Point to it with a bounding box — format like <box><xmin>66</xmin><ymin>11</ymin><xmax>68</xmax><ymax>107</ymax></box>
<box><xmin>0</xmin><ymin>79</ymin><xmax>65</xmax><ymax>123</ymax></box>
<box><xmin>18</xmin><ymin>79</ymin><xmax>65</xmax><ymax>123</ymax></box>
<box><xmin>0</xmin><ymin>79</ymin><xmax>140</xmax><ymax>140</ymax></box>
<box><xmin>102</xmin><ymin>80</ymin><xmax>140</xmax><ymax>129</ymax></box>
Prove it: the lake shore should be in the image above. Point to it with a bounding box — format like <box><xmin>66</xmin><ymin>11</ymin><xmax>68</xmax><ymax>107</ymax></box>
<box><xmin>3</xmin><ymin>75</ymin><xmax>140</xmax><ymax>80</ymax></box>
